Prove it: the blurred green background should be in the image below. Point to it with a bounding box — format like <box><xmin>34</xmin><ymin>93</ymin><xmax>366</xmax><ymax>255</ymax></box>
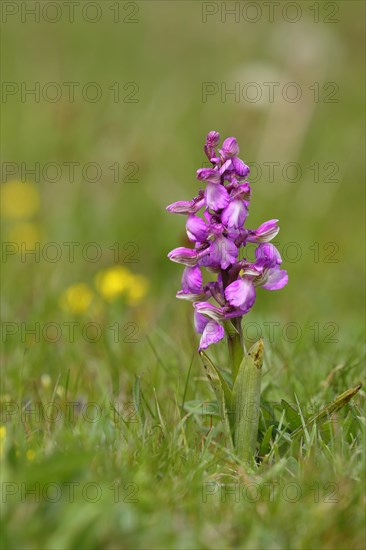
<box><xmin>2</xmin><ymin>1</ymin><xmax>364</xmax><ymax>334</ymax></box>
<box><xmin>1</xmin><ymin>1</ymin><xmax>365</xmax><ymax>548</ymax></box>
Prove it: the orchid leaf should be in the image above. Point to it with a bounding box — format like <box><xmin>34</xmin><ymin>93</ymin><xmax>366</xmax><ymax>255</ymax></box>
<box><xmin>233</xmin><ymin>339</ymin><xmax>263</xmax><ymax>464</ymax></box>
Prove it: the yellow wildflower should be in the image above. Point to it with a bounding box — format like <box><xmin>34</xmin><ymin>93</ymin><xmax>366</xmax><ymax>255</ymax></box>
<box><xmin>7</xmin><ymin>222</ymin><xmax>40</xmax><ymax>248</ymax></box>
<box><xmin>1</xmin><ymin>181</ymin><xmax>39</xmax><ymax>220</ymax></box>
<box><xmin>126</xmin><ymin>274</ymin><xmax>149</xmax><ymax>306</ymax></box>
<box><xmin>95</xmin><ymin>266</ymin><xmax>132</xmax><ymax>302</ymax></box>
<box><xmin>60</xmin><ymin>283</ymin><xmax>94</xmax><ymax>314</ymax></box>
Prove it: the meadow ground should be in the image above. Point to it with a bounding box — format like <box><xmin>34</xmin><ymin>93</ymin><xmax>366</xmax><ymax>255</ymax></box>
<box><xmin>1</xmin><ymin>1</ymin><xmax>365</xmax><ymax>549</ymax></box>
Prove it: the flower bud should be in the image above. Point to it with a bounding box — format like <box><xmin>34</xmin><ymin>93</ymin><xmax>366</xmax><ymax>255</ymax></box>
<box><xmin>221</xmin><ymin>137</ymin><xmax>239</xmax><ymax>158</ymax></box>
<box><xmin>206</xmin><ymin>131</ymin><xmax>220</xmax><ymax>146</ymax></box>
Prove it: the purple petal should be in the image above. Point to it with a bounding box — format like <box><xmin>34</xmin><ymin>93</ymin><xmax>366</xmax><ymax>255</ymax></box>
<box><xmin>194</xmin><ymin>301</ymin><xmax>224</xmax><ymax>322</ymax></box>
<box><xmin>203</xmin><ymin>209</ymin><xmax>217</xmax><ymax>226</ymax></box>
<box><xmin>176</xmin><ymin>291</ymin><xmax>206</xmax><ymax>301</ymax></box>
<box><xmin>182</xmin><ymin>266</ymin><xmax>202</xmax><ymax>293</ymax></box>
<box><xmin>196</xmin><ymin>168</ymin><xmax>221</xmax><ymax>184</ymax></box>
<box><xmin>225</xmin><ymin>279</ymin><xmax>256</xmax><ymax>311</ymax></box>
<box><xmin>194</xmin><ymin>311</ymin><xmax>209</xmax><ymax>334</ymax></box>
<box><xmin>186</xmin><ymin>215</ymin><xmax>208</xmax><ymax>242</ymax></box>
<box><xmin>199</xmin><ymin>321</ymin><xmax>225</xmax><ymax>350</ymax></box>
<box><xmin>198</xmin><ymin>254</ymin><xmax>221</xmax><ymax>270</ymax></box>
<box><xmin>166</xmin><ymin>199</ymin><xmax>205</xmax><ymax>214</ymax></box>
<box><xmin>227</xmin><ymin>227</ymin><xmax>247</xmax><ymax>245</ymax></box>
<box><xmin>232</xmin><ymin>157</ymin><xmax>250</xmax><ymax>178</ymax></box>
<box><xmin>205</xmin><ymin>182</ymin><xmax>229</xmax><ymax>211</ymax></box>
<box><xmin>247</xmin><ymin>219</ymin><xmax>280</xmax><ymax>243</ymax></box>
<box><xmin>255</xmin><ymin>243</ymin><xmax>282</xmax><ymax>267</ymax></box>
<box><xmin>261</xmin><ymin>268</ymin><xmax>288</xmax><ymax>290</ymax></box>
<box><xmin>221</xmin><ymin>199</ymin><xmax>248</xmax><ymax>228</ymax></box>
<box><xmin>232</xmin><ymin>182</ymin><xmax>251</xmax><ymax>200</ymax></box>
<box><xmin>167</xmin><ymin>247</ymin><xmax>198</xmax><ymax>266</ymax></box>
<box><xmin>209</xmin><ymin>235</ymin><xmax>238</xmax><ymax>269</ymax></box>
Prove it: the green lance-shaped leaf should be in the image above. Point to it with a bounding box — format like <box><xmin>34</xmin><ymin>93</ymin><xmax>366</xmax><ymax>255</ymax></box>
<box><xmin>233</xmin><ymin>339</ymin><xmax>264</xmax><ymax>465</ymax></box>
<box><xmin>199</xmin><ymin>351</ymin><xmax>234</xmax><ymax>449</ymax></box>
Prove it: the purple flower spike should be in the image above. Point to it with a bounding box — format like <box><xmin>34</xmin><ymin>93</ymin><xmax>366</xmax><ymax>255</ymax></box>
<box><xmin>167</xmin><ymin>131</ymin><xmax>288</xmax><ymax>350</ymax></box>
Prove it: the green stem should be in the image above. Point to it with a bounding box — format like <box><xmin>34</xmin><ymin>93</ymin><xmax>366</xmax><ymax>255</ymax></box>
<box><xmin>227</xmin><ymin>326</ymin><xmax>244</xmax><ymax>383</ymax></box>
<box><xmin>228</xmin><ymin>334</ymin><xmax>241</xmax><ymax>382</ymax></box>
<box><xmin>220</xmin><ymin>269</ymin><xmax>245</xmax><ymax>383</ymax></box>
<box><xmin>233</xmin><ymin>317</ymin><xmax>246</xmax><ymax>353</ymax></box>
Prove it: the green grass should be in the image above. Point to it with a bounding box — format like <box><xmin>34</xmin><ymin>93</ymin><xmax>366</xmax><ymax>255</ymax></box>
<box><xmin>1</xmin><ymin>1</ymin><xmax>365</xmax><ymax>548</ymax></box>
<box><xmin>1</xmin><ymin>322</ymin><xmax>365</xmax><ymax>549</ymax></box>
